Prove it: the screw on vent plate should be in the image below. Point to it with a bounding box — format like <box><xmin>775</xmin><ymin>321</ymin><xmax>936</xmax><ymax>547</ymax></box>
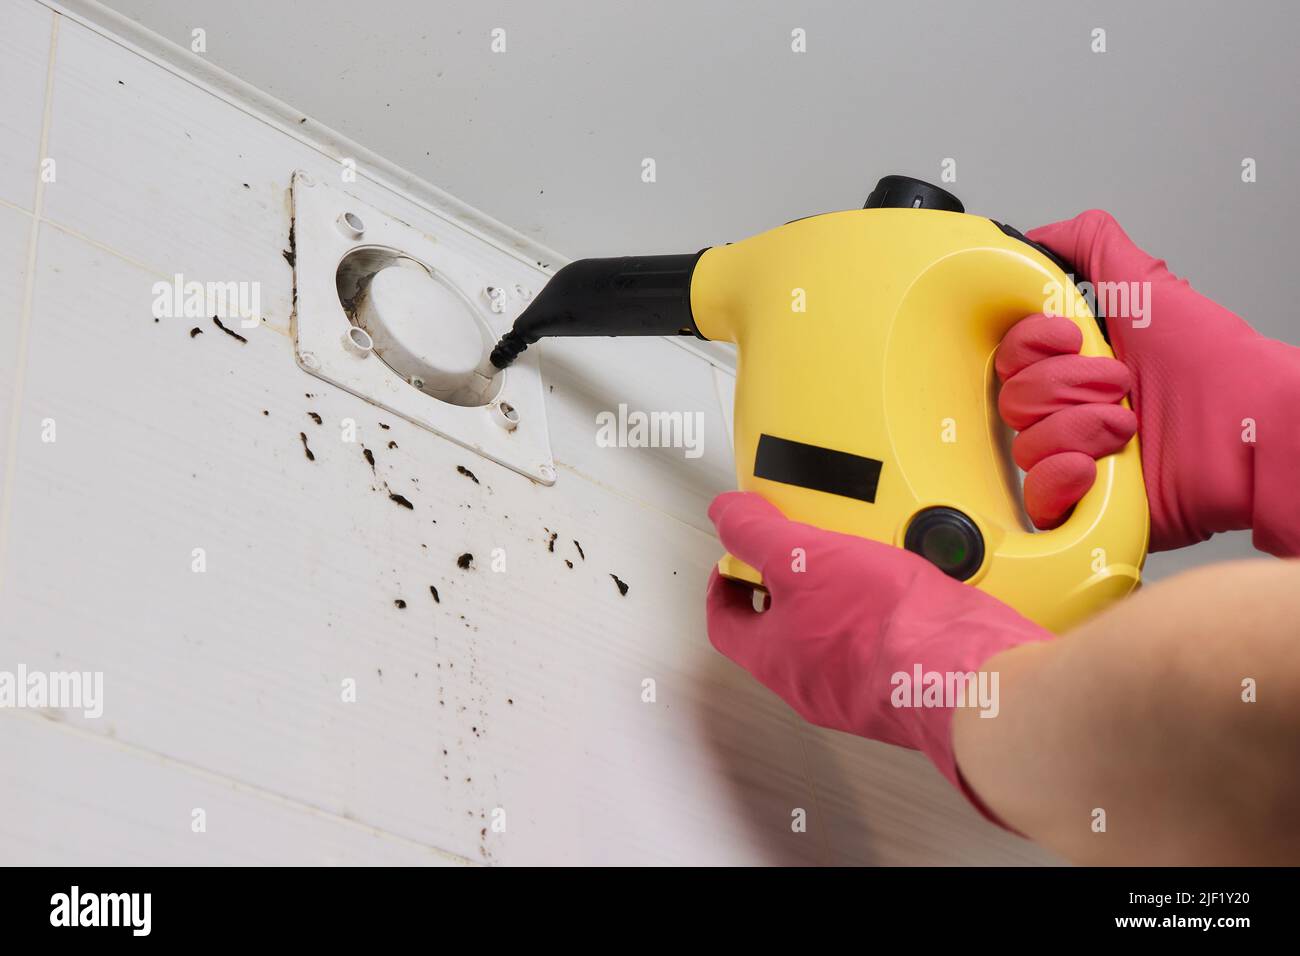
<box><xmin>337</xmin><ymin>211</ymin><xmax>365</xmax><ymax>239</ymax></box>
<box><xmin>342</xmin><ymin>325</ymin><xmax>373</xmax><ymax>356</ymax></box>
<box><xmin>492</xmin><ymin>400</ymin><xmax>520</xmax><ymax>430</ymax></box>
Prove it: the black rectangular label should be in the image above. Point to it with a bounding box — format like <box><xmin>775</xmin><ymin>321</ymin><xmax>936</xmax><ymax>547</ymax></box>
<box><xmin>752</xmin><ymin>434</ymin><xmax>883</xmax><ymax>503</ymax></box>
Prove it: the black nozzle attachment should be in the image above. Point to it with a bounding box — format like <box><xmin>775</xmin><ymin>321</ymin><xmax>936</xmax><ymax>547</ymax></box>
<box><xmin>489</xmin><ymin>252</ymin><xmax>707</xmax><ymax>369</ymax></box>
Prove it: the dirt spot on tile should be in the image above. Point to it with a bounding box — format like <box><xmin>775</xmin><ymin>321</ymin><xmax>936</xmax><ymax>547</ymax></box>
<box><xmin>211</xmin><ymin>315</ymin><xmax>247</xmax><ymax>343</ymax></box>
<box><xmin>394</xmin><ymin>599</ymin><xmax>407</xmax><ymax>609</ymax></box>
<box><xmin>457</xmin><ymin>465</ymin><xmax>479</xmax><ymax>484</ymax></box>
<box><xmin>573</xmin><ymin>540</ymin><xmax>585</xmax><ymax>561</ymax></box>
<box><xmin>389</xmin><ymin>492</ymin><xmax>414</xmax><ymax>510</ymax></box>
<box><xmin>429</xmin><ymin>585</ymin><xmax>440</xmax><ymax>603</ymax></box>
<box><xmin>282</xmin><ymin>221</ymin><xmax>296</xmax><ymax>267</ymax></box>
<box><xmin>307</xmin><ymin>412</ymin><xmax>322</xmax><ymax>425</ymax></box>
<box><xmin>189</xmin><ymin>327</ymin><xmax>203</xmax><ymax>338</ymax></box>
<box><xmin>610</xmin><ymin>573</ymin><xmax>629</xmax><ymax>596</ymax></box>
<box><xmin>299</xmin><ymin>432</ymin><xmax>315</xmax><ymax>461</ymax></box>
<box><xmin>457</xmin><ymin>553</ymin><xmax>474</xmax><ymax>569</ymax></box>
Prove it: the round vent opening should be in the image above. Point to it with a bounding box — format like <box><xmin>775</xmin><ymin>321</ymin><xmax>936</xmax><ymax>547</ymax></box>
<box><xmin>336</xmin><ymin>247</ymin><xmax>502</xmax><ymax>407</ymax></box>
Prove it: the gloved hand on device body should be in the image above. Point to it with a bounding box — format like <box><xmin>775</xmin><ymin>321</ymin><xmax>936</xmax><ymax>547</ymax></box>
<box><xmin>706</xmin><ymin>210</ymin><xmax>1300</xmax><ymax>849</ymax></box>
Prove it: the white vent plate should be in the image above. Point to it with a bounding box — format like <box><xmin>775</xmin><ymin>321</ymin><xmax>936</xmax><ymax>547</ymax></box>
<box><xmin>290</xmin><ymin>170</ymin><xmax>554</xmax><ymax>484</ymax></box>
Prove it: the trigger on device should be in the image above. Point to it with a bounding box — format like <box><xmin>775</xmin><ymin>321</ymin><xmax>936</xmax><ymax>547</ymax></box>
<box><xmin>718</xmin><ymin>552</ymin><xmax>763</xmax><ymax>586</ymax></box>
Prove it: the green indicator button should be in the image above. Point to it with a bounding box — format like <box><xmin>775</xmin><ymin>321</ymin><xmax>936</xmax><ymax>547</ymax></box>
<box><xmin>904</xmin><ymin>507</ymin><xmax>985</xmax><ymax>581</ymax></box>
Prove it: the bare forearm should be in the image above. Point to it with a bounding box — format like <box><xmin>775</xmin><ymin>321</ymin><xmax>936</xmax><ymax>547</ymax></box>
<box><xmin>953</xmin><ymin>559</ymin><xmax>1300</xmax><ymax>864</ymax></box>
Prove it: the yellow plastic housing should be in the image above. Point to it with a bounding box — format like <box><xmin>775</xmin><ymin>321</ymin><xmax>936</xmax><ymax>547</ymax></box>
<box><xmin>692</xmin><ymin>208</ymin><xmax>1149</xmax><ymax>633</ymax></box>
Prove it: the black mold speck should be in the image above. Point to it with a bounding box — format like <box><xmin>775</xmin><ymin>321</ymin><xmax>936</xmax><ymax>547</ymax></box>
<box><xmin>389</xmin><ymin>492</ymin><xmax>414</xmax><ymax>510</ymax></box>
<box><xmin>211</xmin><ymin>315</ymin><xmax>247</xmax><ymax>343</ymax></box>
<box><xmin>564</xmin><ymin>559</ymin><xmax>573</xmax><ymax>569</ymax></box>
<box><xmin>242</xmin><ymin>182</ymin><xmax>249</xmax><ymax>189</ymax></box>
<box><xmin>387</xmin><ymin>440</ymin><xmax>398</xmax><ymax>449</ymax></box>
<box><xmin>574</xmin><ymin>540</ymin><xmax>585</xmax><ymax>561</ymax></box>
<box><xmin>429</xmin><ymin>585</ymin><xmax>440</xmax><ymax>603</ymax></box>
<box><xmin>610</xmin><ymin>573</ymin><xmax>629</xmax><ymax>596</ymax></box>
<box><xmin>378</xmin><ymin>422</ymin><xmax>390</xmax><ymax>430</ymax></box>
<box><xmin>363</xmin><ymin>447</ymin><xmax>375</xmax><ymax>471</ymax></box>
<box><xmin>262</xmin><ymin>410</ymin><xmax>269</xmax><ymax>416</ymax></box>
<box><xmin>457</xmin><ymin>465</ymin><xmax>479</xmax><ymax>484</ymax></box>
<box><xmin>189</xmin><ymin>327</ymin><xmax>203</xmax><ymax>338</ymax></box>
<box><xmin>394</xmin><ymin>599</ymin><xmax>407</xmax><ymax>609</ymax></box>
<box><xmin>299</xmin><ymin>432</ymin><xmax>315</xmax><ymax>461</ymax></box>
<box><xmin>282</xmin><ymin>221</ymin><xmax>296</xmax><ymax>267</ymax></box>
<box><xmin>457</xmin><ymin>553</ymin><xmax>474</xmax><ymax>570</ymax></box>
<box><xmin>546</xmin><ymin>532</ymin><xmax>558</xmax><ymax>553</ymax></box>
<box><xmin>307</xmin><ymin>412</ymin><xmax>322</xmax><ymax>425</ymax></box>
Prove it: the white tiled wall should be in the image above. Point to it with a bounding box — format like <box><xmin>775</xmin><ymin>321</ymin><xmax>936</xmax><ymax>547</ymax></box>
<box><xmin>0</xmin><ymin>0</ymin><xmax>1053</xmax><ymax>865</ymax></box>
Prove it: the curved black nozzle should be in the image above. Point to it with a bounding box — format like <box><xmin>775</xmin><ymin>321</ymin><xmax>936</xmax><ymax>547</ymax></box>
<box><xmin>489</xmin><ymin>251</ymin><xmax>708</xmax><ymax>370</ymax></box>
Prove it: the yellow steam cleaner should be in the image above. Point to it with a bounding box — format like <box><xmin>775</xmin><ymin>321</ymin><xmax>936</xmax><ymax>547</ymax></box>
<box><xmin>490</xmin><ymin>175</ymin><xmax>1149</xmax><ymax>632</ymax></box>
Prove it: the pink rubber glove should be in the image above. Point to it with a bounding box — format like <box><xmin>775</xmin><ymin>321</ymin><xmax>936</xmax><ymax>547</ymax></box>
<box><xmin>706</xmin><ymin>491</ymin><xmax>1050</xmax><ymax>821</ymax></box>
<box><xmin>998</xmin><ymin>210</ymin><xmax>1300</xmax><ymax>555</ymax></box>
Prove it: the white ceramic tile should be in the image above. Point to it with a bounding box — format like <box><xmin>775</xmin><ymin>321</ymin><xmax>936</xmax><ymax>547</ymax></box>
<box><xmin>714</xmin><ymin>364</ymin><xmax>736</xmax><ymax>452</ymax></box>
<box><xmin>0</xmin><ymin>202</ymin><xmax>34</xmax><ymax>462</ymax></box>
<box><xmin>541</xmin><ymin>334</ymin><xmax>735</xmax><ymax>534</ymax></box>
<box><xmin>0</xmin><ymin>0</ymin><xmax>52</xmax><ymax>211</ymax></box>
<box><xmin>0</xmin><ymin>221</ymin><xmax>822</xmax><ymax>864</ymax></box>
<box><xmin>0</xmin><ymin>713</ymin><xmax>467</xmax><ymax>865</ymax></box>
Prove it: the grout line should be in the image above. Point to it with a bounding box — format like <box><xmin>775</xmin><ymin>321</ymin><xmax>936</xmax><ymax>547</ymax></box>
<box><xmin>32</xmin><ymin>216</ymin><xmax>280</xmax><ymax>341</ymax></box>
<box><xmin>791</xmin><ymin>717</ymin><xmax>835</xmax><ymax>865</ymax></box>
<box><xmin>1</xmin><ymin>709</ymin><xmax>477</xmax><ymax>866</ymax></box>
<box><xmin>0</xmin><ymin>12</ymin><xmax>59</xmax><ymax>605</ymax></box>
<box><xmin>552</xmin><ymin>459</ymin><xmax>726</xmax><ymax>540</ymax></box>
<box><xmin>40</xmin><ymin>215</ymin><xmax>174</xmax><ymax>280</ymax></box>
<box><xmin>0</xmin><ymin>197</ymin><xmax>37</xmax><ymax>220</ymax></box>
